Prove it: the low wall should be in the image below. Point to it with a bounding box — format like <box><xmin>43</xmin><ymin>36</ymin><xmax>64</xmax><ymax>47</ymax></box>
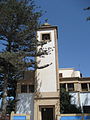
<box><xmin>57</xmin><ymin>114</ymin><xmax>90</xmax><ymax>120</ymax></box>
<box><xmin>10</xmin><ymin>113</ymin><xmax>30</xmax><ymax>120</ymax></box>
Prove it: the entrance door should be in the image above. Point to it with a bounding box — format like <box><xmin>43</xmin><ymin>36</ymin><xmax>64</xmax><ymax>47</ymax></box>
<box><xmin>41</xmin><ymin>107</ymin><xmax>54</xmax><ymax>120</ymax></box>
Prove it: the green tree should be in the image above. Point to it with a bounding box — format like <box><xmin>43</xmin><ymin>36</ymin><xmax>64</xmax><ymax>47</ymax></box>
<box><xmin>0</xmin><ymin>0</ymin><xmax>44</xmax><ymax>119</ymax></box>
<box><xmin>60</xmin><ymin>87</ymin><xmax>81</xmax><ymax>114</ymax></box>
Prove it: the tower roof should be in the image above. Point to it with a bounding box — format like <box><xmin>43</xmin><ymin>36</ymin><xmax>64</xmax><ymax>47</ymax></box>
<box><xmin>38</xmin><ymin>22</ymin><xmax>58</xmax><ymax>31</ymax></box>
<box><xmin>41</xmin><ymin>22</ymin><xmax>51</xmax><ymax>27</ymax></box>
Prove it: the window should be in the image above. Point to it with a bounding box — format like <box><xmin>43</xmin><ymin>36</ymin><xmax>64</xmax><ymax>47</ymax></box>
<box><xmin>21</xmin><ymin>85</ymin><xmax>27</xmax><ymax>93</ymax></box>
<box><xmin>81</xmin><ymin>83</ymin><xmax>88</xmax><ymax>91</ymax></box>
<box><xmin>21</xmin><ymin>84</ymin><xmax>34</xmax><ymax>93</ymax></box>
<box><xmin>29</xmin><ymin>85</ymin><xmax>34</xmax><ymax>93</ymax></box>
<box><xmin>67</xmin><ymin>83</ymin><xmax>74</xmax><ymax>91</ymax></box>
<box><xmin>89</xmin><ymin>83</ymin><xmax>90</xmax><ymax>90</ymax></box>
<box><xmin>42</xmin><ymin>33</ymin><xmax>50</xmax><ymax>41</ymax></box>
<box><xmin>60</xmin><ymin>83</ymin><xmax>66</xmax><ymax>91</ymax></box>
<box><xmin>59</xmin><ymin>73</ymin><xmax>63</xmax><ymax>78</ymax></box>
<box><xmin>80</xmin><ymin>73</ymin><xmax>82</xmax><ymax>77</ymax></box>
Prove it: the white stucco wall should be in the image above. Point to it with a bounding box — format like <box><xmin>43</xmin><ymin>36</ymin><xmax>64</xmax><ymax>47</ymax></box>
<box><xmin>74</xmin><ymin>71</ymin><xmax>81</xmax><ymax>77</ymax></box>
<box><xmin>70</xmin><ymin>92</ymin><xmax>90</xmax><ymax>107</ymax></box>
<box><xmin>36</xmin><ymin>29</ymin><xmax>57</xmax><ymax>92</ymax></box>
<box><xmin>70</xmin><ymin>92</ymin><xmax>79</xmax><ymax>106</ymax></box>
<box><xmin>59</xmin><ymin>68</ymin><xmax>81</xmax><ymax>78</ymax></box>
<box><xmin>80</xmin><ymin>92</ymin><xmax>90</xmax><ymax>107</ymax></box>
<box><xmin>16</xmin><ymin>93</ymin><xmax>34</xmax><ymax>120</ymax></box>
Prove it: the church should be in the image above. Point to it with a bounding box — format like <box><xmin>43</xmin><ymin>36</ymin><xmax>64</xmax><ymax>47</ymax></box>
<box><xmin>11</xmin><ymin>23</ymin><xmax>90</xmax><ymax>120</ymax></box>
<box><xmin>15</xmin><ymin>23</ymin><xmax>60</xmax><ymax>120</ymax></box>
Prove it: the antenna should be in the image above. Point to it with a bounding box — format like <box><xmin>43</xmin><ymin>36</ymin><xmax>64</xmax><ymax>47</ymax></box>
<box><xmin>78</xmin><ymin>64</ymin><xmax>80</xmax><ymax>71</ymax></box>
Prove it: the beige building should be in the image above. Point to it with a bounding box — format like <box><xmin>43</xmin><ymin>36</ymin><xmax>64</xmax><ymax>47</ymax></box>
<box><xmin>15</xmin><ymin>23</ymin><xmax>90</xmax><ymax>120</ymax></box>
<box><xmin>16</xmin><ymin>23</ymin><xmax>60</xmax><ymax>120</ymax></box>
<box><xmin>59</xmin><ymin>68</ymin><xmax>90</xmax><ymax>113</ymax></box>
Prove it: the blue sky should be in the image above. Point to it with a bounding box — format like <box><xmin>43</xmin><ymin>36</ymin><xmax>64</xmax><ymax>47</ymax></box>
<box><xmin>36</xmin><ymin>0</ymin><xmax>90</xmax><ymax>77</ymax></box>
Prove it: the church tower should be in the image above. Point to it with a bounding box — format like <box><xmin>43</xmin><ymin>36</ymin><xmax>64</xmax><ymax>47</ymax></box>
<box><xmin>36</xmin><ymin>22</ymin><xmax>59</xmax><ymax>92</ymax></box>
<box><xmin>15</xmin><ymin>23</ymin><xmax>60</xmax><ymax>120</ymax></box>
<box><xmin>35</xmin><ymin>23</ymin><xmax>60</xmax><ymax>120</ymax></box>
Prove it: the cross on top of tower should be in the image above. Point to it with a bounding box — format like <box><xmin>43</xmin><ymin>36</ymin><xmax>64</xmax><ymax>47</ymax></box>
<box><xmin>45</xmin><ymin>18</ymin><xmax>48</xmax><ymax>23</ymax></box>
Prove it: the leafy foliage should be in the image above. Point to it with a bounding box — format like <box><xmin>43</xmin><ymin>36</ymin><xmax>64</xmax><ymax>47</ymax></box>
<box><xmin>0</xmin><ymin>0</ymin><xmax>43</xmax><ymax>118</ymax></box>
<box><xmin>60</xmin><ymin>87</ymin><xmax>81</xmax><ymax>113</ymax></box>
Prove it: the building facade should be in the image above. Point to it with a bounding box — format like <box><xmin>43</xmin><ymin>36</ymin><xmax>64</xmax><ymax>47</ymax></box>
<box><xmin>15</xmin><ymin>23</ymin><xmax>90</xmax><ymax>120</ymax></box>
<box><xmin>59</xmin><ymin>68</ymin><xmax>90</xmax><ymax>113</ymax></box>
<box><xmin>16</xmin><ymin>23</ymin><xmax>60</xmax><ymax>120</ymax></box>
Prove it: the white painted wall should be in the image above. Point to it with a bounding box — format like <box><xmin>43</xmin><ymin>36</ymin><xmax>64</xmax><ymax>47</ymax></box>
<box><xmin>59</xmin><ymin>68</ymin><xmax>81</xmax><ymax>78</ymax></box>
<box><xmin>16</xmin><ymin>93</ymin><xmax>34</xmax><ymax>120</ymax></box>
<box><xmin>80</xmin><ymin>93</ymin><xmax>90</xmax><ymax>107</ymax></box>
<box><xmin>36</xmin><ymin>29</ymin><xmax>57</xmax><ymax>92</ymax></box>
<box><xmin>70</xmin><ymin>92</ymin><xmax>90</xmax><ymax>108</ymax></box>
<box><xmin>70</xmin><ymin>92</ymin><xmax>79</xmax><ymax>106</ymax></box>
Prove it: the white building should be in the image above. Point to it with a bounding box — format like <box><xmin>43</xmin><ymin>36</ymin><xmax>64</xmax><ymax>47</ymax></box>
<box><xmin>59</xmin><ymin>68</ymin><xmax>90</xmax><ymax>113</ymax></box>
<box><xmin>16</xmin><ymin>23</ymin><xmax>60</xmax><ymax>120</ymax></box>
<box><xmin>15</xmin><ymin>23</ymin><xmax>90</xmax><ymax>120</ymax></box>
<box><xmin>59</xmin><ymin>68</ymin><xmax>81</xmax><ymax>78</ymax></box>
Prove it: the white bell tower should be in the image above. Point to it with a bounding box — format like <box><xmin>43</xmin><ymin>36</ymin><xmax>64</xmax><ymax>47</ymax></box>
<box><xmin>36</xmin><ymin>23</ymin><xmax>59</xmax><ymax>93</ymax></box>
<box><xmin>35</xmin><ymin>23</ymin><xmax>60</xmax><ymax>120</ymax></box>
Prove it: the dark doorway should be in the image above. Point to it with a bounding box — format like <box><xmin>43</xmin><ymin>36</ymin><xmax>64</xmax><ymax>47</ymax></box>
<box><xmin>41</xmin><ymin>107</ymin><xmax>54</xmax><ymax>120</ymax></box>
